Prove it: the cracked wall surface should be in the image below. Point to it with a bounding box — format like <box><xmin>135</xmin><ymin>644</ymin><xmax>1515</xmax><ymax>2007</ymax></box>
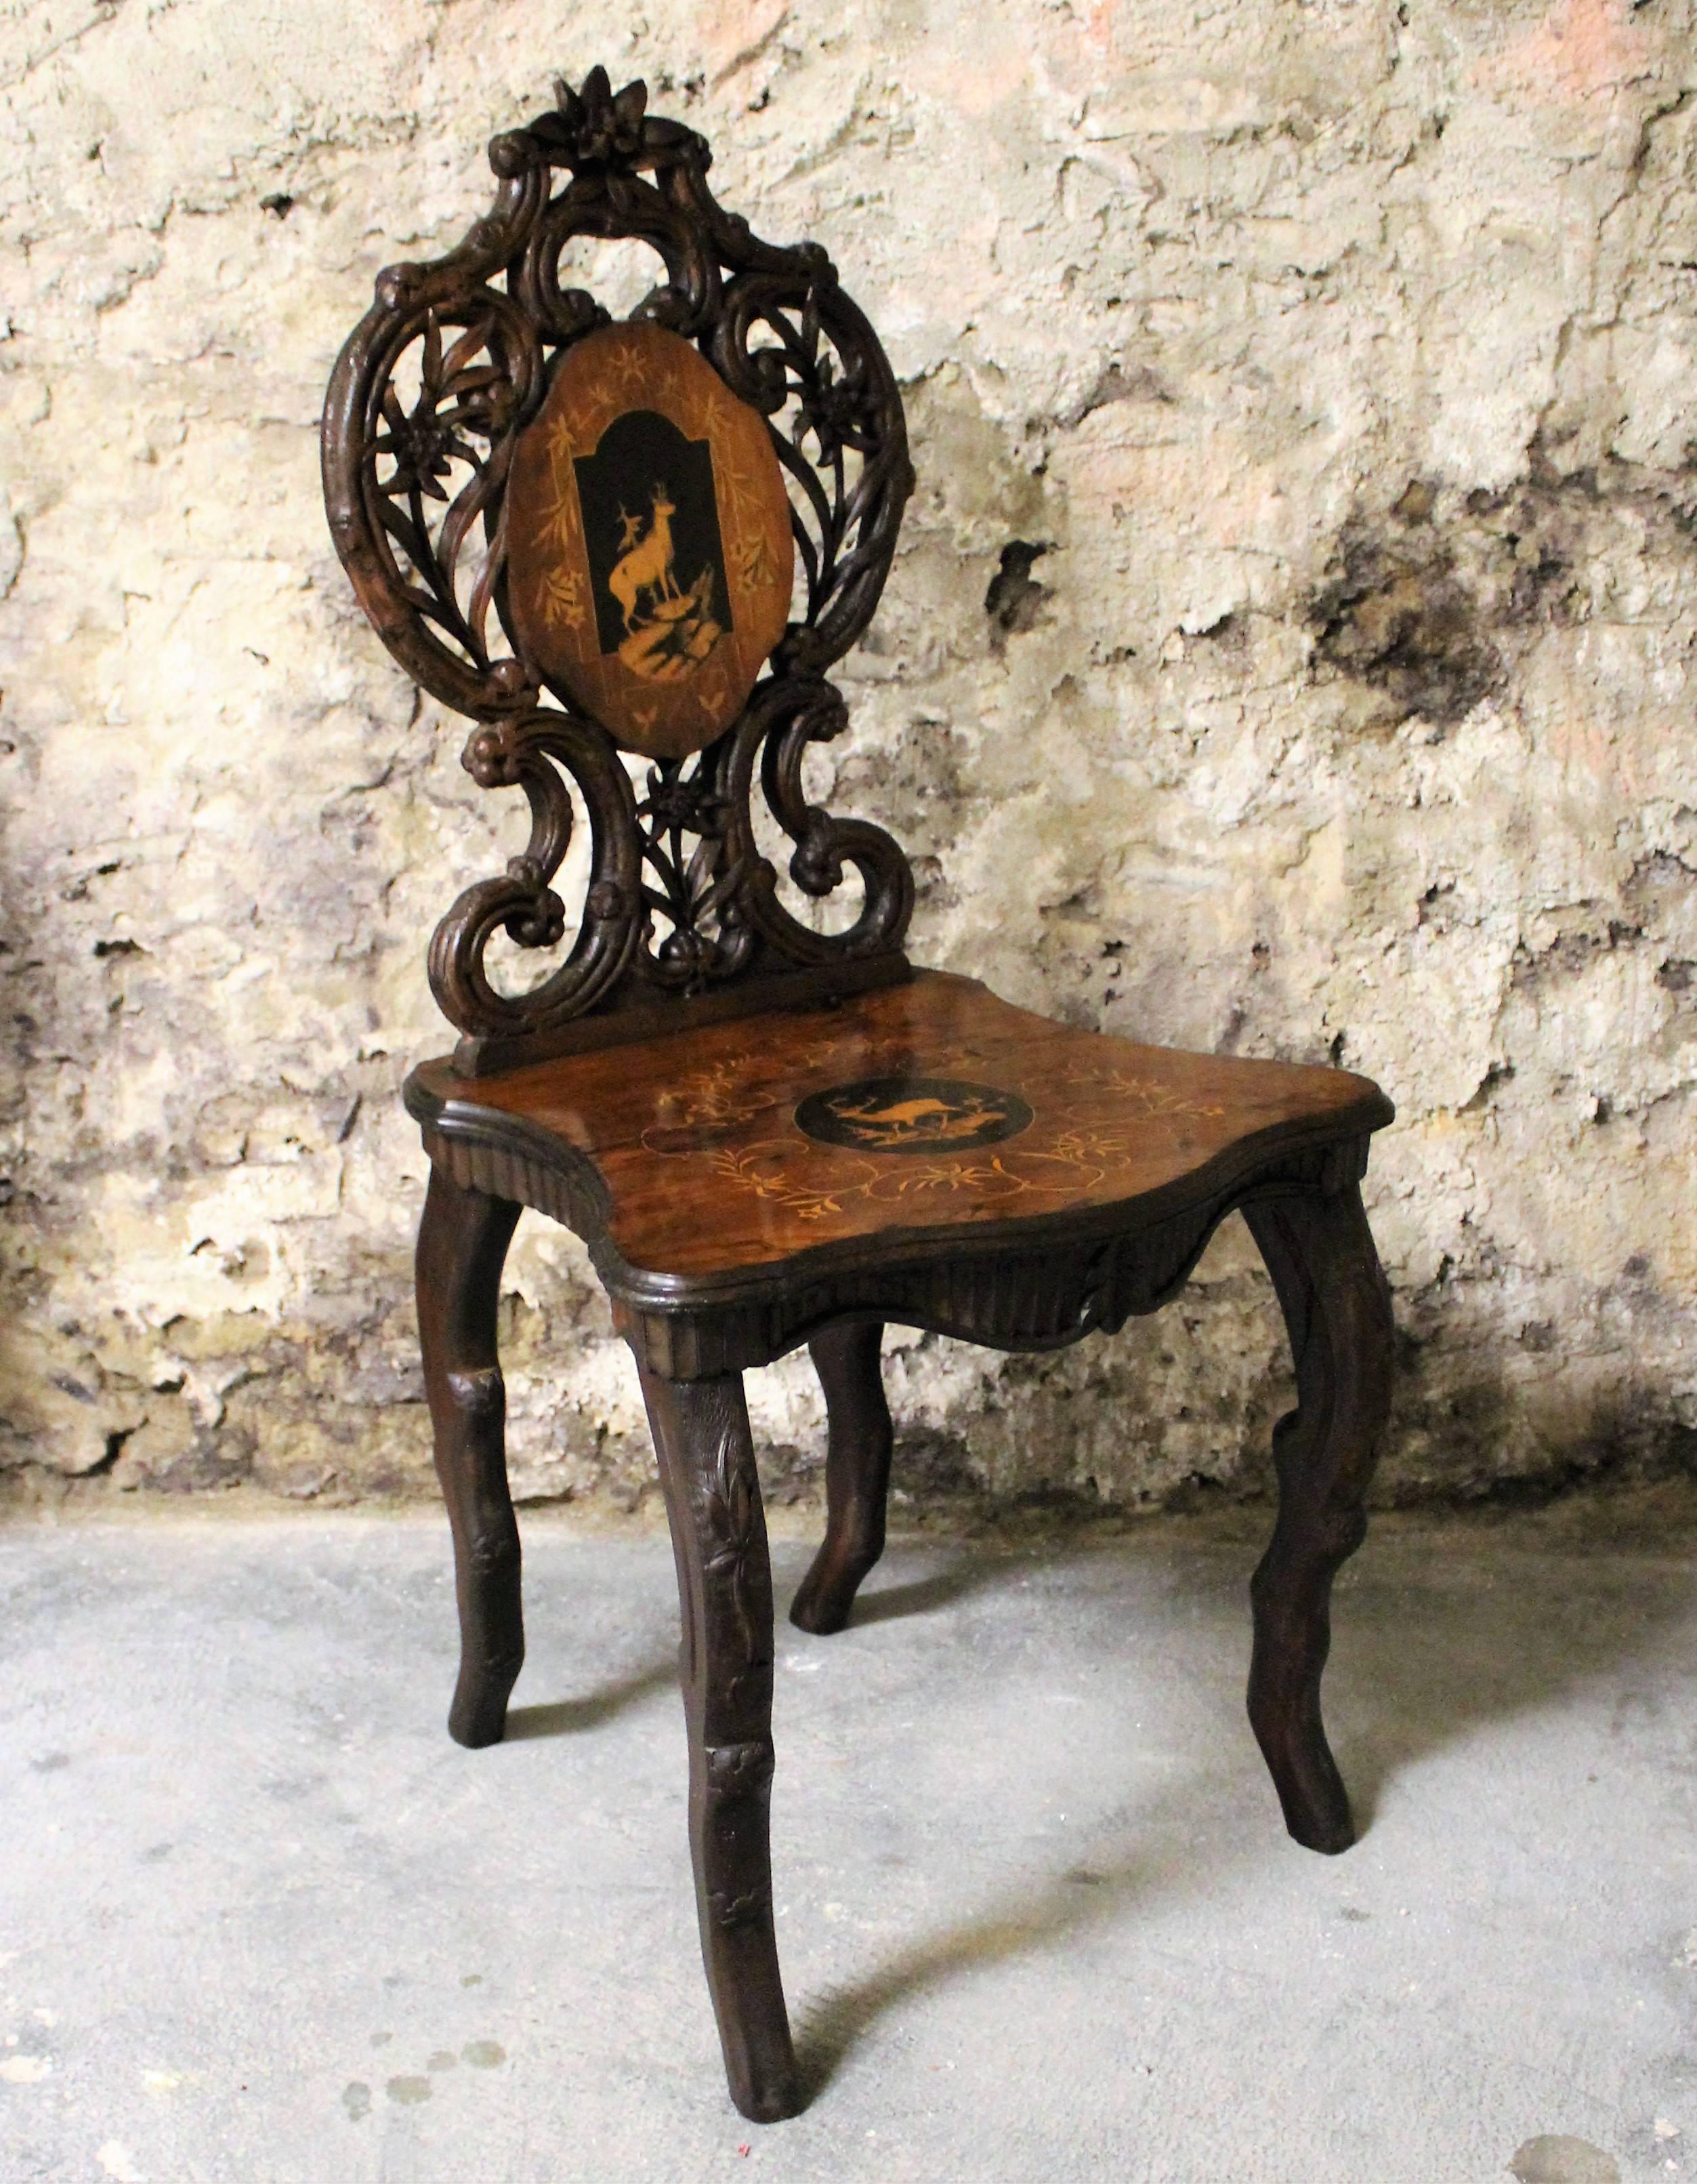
<box><xmin>2</xmin><ymin>0</ymin><xmax>1695</xmax><ymax>1515</ymax></box>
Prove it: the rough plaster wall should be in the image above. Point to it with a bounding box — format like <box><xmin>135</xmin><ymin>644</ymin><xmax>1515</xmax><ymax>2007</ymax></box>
<box><xmin>2</xmin><ymin>0</ymin><xmax>1695</xmax><ymax>1512</ymax></box>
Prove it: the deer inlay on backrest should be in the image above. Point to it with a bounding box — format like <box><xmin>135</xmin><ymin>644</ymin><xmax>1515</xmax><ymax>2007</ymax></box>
<box><xmin>322</xmin><ymin>68</ymin><xmax>918</xmax><ymax>1077</ymax></box>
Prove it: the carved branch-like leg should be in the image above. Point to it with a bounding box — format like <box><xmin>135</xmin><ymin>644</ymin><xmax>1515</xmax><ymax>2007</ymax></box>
<box><xmin>417</xmin><ymin>1163</ymin><xmax>523</xmax><ymax>1750</ymax></box>
<box><xmin>637</xmin><ymin>1361</ymin><xmax>799</xmax><ymax>2124</ymax></box>
<box><xmin>1241</xmin><ymin>1184</ymin><xmax>1394</xmax><ymax>1855</ymax></box>
<box><xmin>790</xmin><ymin>1320</ymin><xmax>893</xmax><ymax>1636</ymax></box>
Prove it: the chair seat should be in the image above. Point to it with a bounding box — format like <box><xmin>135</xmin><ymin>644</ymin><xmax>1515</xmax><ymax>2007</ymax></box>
<box><xmin>406</xmin><ymin>970</ymin><xmax>1393</xmax><ymax>1285</ymax></box>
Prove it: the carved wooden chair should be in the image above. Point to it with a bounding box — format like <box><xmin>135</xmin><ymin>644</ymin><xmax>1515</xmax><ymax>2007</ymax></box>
<box><xmin>321</xmin><ymin>68</ymin><xmax>1396</xmax><ymax>2124</ymax></box>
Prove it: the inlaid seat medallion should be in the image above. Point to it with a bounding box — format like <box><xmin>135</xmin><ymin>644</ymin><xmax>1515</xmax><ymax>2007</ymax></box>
<box><xmin>794</xmin><ymin>1076</ymin><xmax>1033</xmax><ymax>1153</ymax></box>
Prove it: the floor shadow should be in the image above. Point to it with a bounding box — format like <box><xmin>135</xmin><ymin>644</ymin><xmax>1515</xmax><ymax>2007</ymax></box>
<box><xmin>818</xmin><ymin>1552</ymin><xmax>1015</xmax><ymax>1630</ymax></box>
<box><xmin>503</xmin><ymin>1657</ymin><xmax>675</xmax><ymax>1739</ymax></box>
<box><xmin>782</xmin><ymin>1521</ymin><xmax>1697</xmax><ymax>2105</ymax></box>
<box><xmin>1320</xmin><ymin>1521</ymin><xmax>1697</xmax><ymax>1835</ymax></box>
<box><xmin>791</xmin><ymin>1758</ymin><xmax>1233</xmax><ymax>2103</ymax></box>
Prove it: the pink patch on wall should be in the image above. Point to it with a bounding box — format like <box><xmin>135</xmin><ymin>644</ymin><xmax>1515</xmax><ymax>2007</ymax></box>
<box><xmin>1480</xmin><ymin>0</ymin><xmax>1653</xmax><ymax>105</ymax></box>
<box><xmin>696</xmin><ymin>0</ymin><xmax>789</xmax><ymax>79</ymax></box>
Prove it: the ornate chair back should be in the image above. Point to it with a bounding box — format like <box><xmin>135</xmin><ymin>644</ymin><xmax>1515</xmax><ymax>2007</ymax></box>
<box><xmin>322</xmin><ymin>67</ymin><xmax>916</xmax><ymax>1077</ymax></box>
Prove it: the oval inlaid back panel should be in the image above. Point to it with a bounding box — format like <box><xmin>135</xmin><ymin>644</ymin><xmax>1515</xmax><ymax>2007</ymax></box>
<box><xmin>505</xmin><ymin>322</ymin><xmax>795</xmax><ymax>760</ymax></box>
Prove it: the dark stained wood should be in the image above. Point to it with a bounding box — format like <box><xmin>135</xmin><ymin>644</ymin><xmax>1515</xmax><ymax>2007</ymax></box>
<box><xmin>416</xmin><ymin>1163</ymin><xmax>524</xmax><ymax>1750</ymax></box>
<box><xmin>790</xmin><ymin>1320</ymin><xmax>893</xmax><ymax>1634</ymax></box>
<box><xmin>505</xmin><ymin>321</ymin><xmax>795</xmax><ymax>760</ymax></box>
<box><xmin>321</xmin><ymin>66</ymin><xmax>915</xmax><ymax>1073</ymax></box>
<box><xmin>408</xmin><ymin>970</ymin><xmax>1394</xmax><ymax>1284</ymax></box>
<box><xmin>637</xmin><ymin>1363</ymin><xmax>801</xmax><ymax>2122</ymax></box>
<box><xmin>331</xmin><ymin>64</ymin><xmax>1405</xmax><ymax>2125</ymax></box>
<box><xmin>453</xmin><ymin>948</ymin><xmax>911</xmax><ymax>1078</ymax></box>
<box><xmin>1243</xmin><ymin>1185</ymin><xmax>1394</xmax><ymax>1851</ymax></box>
<box><xmin>404</xmin><ymin>960</ymin><xmax>1398</xmax><ymax>2100</ymax></box>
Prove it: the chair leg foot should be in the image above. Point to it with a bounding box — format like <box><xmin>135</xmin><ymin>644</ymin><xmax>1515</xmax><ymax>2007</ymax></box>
<box><xmin>447</xmin><ymin>1668</ymin><xmax>518</xmax><ymax>1753</ymax></box>
<box><xmin>1242</xmin><ymin>1183</ymin><xmax>1393</xmax><ymax>1855</ymax></box>
<box><xmin>791</xmin><ymin>1321</ymin><xmax>892</xmax><ymax>1636</ymax></box>
<box><xmin>417</xmin><ymin>1164</ymin><xmax>524</xmax><ymax>1750</ymax></box>
<box><xmin>443</xmin><ymin>1468</ymin><xmax>524</xmax><ymax>1750</ymax></box>
<box><xmin>637</xmin><ymin>1361</ymin><xmax>802</xmax><ymax>2123</ymax></box>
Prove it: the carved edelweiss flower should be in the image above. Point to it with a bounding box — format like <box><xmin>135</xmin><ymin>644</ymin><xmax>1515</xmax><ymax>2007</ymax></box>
<box><xmin>785</xmin><ymin>287</ymin><xmax>870</xmax><ymax>459</ymax></box>
<box><xmin>373</xmin><ymin>312</ymin><xmax>512</xmax><ymax>501</ymax></box>
<box><xmin>794</xmin><ymin>350</ymin><xmax>871</xmax><ymax>461</ymax></box>
<box><xmin>375</xmin><ymin>404</ymin><xmax>459</xmax><ymax>502</ymax></box>
<box><xmin>640</xmin><ymin>762</ymin><xmax>728</xmax><ymax>838</ymax></box>
<box><xmin>532</xmin><ymin>66</ymin><xmax>650</xmax><ymax>168</ymax></box>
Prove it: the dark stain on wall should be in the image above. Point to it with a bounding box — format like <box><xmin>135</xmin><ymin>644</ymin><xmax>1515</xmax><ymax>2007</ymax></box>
<box><xmin>1307</xmin><ymin>529</ymin><xmax>1502</xmax><ymax>727</ymax></box>
<box><xmin>985</xmin><ymin>539</ymin><xmax>1051</xmax><ymax>642</ymax></box>
<box><xmin>1306</xmin><ymin>476</ymin><xmax>1605</xmax><ymax>730</ymax></box>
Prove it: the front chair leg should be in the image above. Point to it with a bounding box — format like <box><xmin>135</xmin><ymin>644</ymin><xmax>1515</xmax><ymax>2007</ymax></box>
<box><xmin>1241</xmin><ymin>1182</ymin><xmax>1394</xmax><ymax>1855</ymax></box>
<box><xmin>636</xmin><ymin>1360</ymin><xmax>800</xmax><ymax>2124</ymax></box>
<box><xmin>417</xmin><ymin>1162</ymin><xmax>524</xmax><ymax>1750</ymax></box>
<box><xmin>791</xmin><ymin>1319</ymin><xmax>893</xmax><ymax>1635</ymax></box>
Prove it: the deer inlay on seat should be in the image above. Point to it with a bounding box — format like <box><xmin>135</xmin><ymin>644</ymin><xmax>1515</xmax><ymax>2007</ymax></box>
<box><xmin>322</xmin><ymin>66</ymin><xmax>1397</xmax><ymax>2124</ymax></box>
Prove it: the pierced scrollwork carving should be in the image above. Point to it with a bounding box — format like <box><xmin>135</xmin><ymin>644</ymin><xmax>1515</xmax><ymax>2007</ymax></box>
<box><xmin>713</xmin><ymin>274</ymin><xmax>913</xmax><ymax>677</ymax></box>
<box><xmin>322</xmin><ymin>67</ymin><xmax>917</xmax><ymax>1070</ymax></box>
<box><xmin>633</xmin><ymin>753</ymin><xmax>753</xmax><ymax>992</ymax></box>
<box><xmin>425</xmin><ymin>708</ymin><xmax>641</xmax><ymax>1042</ymax></box>
<box><xmin>728</xmin><ymin>676</ymin><xmax>915</xmax><ymax>965</ymax></box>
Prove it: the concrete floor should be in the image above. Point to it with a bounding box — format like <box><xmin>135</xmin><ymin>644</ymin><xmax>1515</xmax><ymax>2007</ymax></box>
<box><xmin>2</xmin><ymin>1503</ymin><xmax>1696</xmax><ymax>2184</ymax></box>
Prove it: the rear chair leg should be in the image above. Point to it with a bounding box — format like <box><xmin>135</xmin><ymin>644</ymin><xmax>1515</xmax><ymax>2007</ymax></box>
<box><xmin>637</xmin><ymin>1361</ymin><xmax>800</xmax><ymax>2124</ymax></box>
<box><xmin>417</xmin><ymin>1162</ymin><xmax>524</xmax><ymax>1750</ymax></box>
<box><xmin>1242</xmin><ymin>1182</ymin><xmax>1394</xmax><ymax>1854</ymax></box>
<box><xmin>791</xmin><ymin>1321</ymin><xmax>893</xmax><ymax>1636</ymax></box>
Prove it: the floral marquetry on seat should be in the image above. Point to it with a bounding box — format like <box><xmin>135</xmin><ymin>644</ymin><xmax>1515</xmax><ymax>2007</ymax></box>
<box><xmin>322</xmin><ymin>67</ymin><xmax>1396</xmax><ymax>2125</ymax></box>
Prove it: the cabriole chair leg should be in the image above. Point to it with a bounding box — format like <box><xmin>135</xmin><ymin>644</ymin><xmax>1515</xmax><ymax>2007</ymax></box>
<box><xmin>1242</xmin><ymin>1183</ymin><xmax>1394</xmax><ymax>1853</ymax></box>
<box><xmin>417</xmin><ymin>1163</ymin><xmax>524</xmax><ymax>1751</ymax></box>
<box><xmin>637</xmin><ymin>1360</ymin><xmax>801</xmax><ymax>2123</ymax></box>
<box><xmin>791</xmin><ymin>1319</ymin><xmax>894</xmax><ymax>1636</ymax></box>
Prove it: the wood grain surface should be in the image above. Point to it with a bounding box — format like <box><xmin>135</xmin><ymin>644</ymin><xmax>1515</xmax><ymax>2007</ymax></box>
<box><xmin>411</xmin><ymin>970</ymin><xmax>1393</xmax><ymax>1281</ymax></box>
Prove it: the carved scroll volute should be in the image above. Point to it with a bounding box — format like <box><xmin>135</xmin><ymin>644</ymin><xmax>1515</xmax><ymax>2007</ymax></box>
<box><xmin>427</xmin><ymin>710</ymin><xmax>642</xmax><ymax>1046</ymax></box>
<box><xmin>719</xmin><ymin>678</ymin><xmax>915</xmax><ymax>966</ymax></box>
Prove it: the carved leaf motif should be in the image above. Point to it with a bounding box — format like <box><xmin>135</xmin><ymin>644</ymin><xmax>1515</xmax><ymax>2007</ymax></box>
<box><xmin>708</xmin><ymin>1888</ymin><xmax>770</xmax><ymax>1931</ymax></box>
<box><xmin>702</xmin><ymin>1429</ymin><xmax>761</xmax><ymax>1670</ymax></box>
